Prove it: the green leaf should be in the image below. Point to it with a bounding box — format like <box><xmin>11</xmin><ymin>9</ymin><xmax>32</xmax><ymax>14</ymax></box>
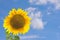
<box><xmin>14</xmin><ymin>36</ymin><xmax>20</xmax><ymax>40</ymax></box>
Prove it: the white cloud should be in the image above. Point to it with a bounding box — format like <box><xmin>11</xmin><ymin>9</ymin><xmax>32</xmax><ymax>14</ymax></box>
<box><xmin>29</xmin><ymin>0</ymin><xmax>48</xmax><ymax>5</ymax></box>
<box><xmin>25</xmin><ymin>7</ymin><xmax>36</xmax><ymax>14</ymax></box>
<box><xmin>48</xmin><ymin>0</ymin><xmax>60</xmax><ymax>9</ymax></box>
<box><xmin>20</xmin><ymin>35</ymin><xmax>46</xmax><ymax>40</ymax></box>
<box><xmin>29</xmin><ymin>0</ymin><xmax>60</xmax><ymax>9</ymax></box>
<box><xmin>31</xmin><ymin>18</ymin><xmax>44</xmax><ymax>29</ymax></box>
<box><xmin>25</xmin><ymin>7</ymin><xmax>45</xmax><ymax>30</ymax></box>
<box><xmin>20</xmin><ymin>35</ymin><xmax>40</xmax><ymax>39</ymax></box>
<box><xmin>47</xmin><ymin>12</ymin><xmax>51</xmax><ymax>15</ymax></box>
<box><xmin>46</xmin><ymin>7</ymin><xmax>52</xmax><ymax>15</ymax></box>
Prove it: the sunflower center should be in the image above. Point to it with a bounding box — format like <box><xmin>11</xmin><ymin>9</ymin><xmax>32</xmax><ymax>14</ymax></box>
<box><xmin>10</xmin><ymin>14</ymin><xmax>25</xmax><ymax>29</ymax></box>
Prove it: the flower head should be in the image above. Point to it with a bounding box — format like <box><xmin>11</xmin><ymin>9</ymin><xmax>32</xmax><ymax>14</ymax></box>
<box><xmin>3</xmin><ymin>8</ymin><xmax>31</xmax><ymax>35</ymax></box>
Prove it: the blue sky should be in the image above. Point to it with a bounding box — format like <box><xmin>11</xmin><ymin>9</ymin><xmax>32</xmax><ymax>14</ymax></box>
<box><xmin>0</xmin><ymin>0</ymin><xmax>60</xmax><ymax>40</ymax></box>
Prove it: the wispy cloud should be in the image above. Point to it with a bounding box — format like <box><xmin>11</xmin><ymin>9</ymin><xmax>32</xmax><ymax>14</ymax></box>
<box><xmin>20</xmin><ymin>35</ymin><xmax>40</xmax><ymax>39</ymax></box>
<box><xmin>29</xmin><ymin>0</ymin><xmax>48</xmax><ymax>5</ymax></box>
<box><xmin>49</xmin><ymin>0</ymin><xmax>60</xmax><ymax>9</ymax></box>
<box><xmin>25</xmin><ymin>7</ymin><xmax>46</xmax><ymax>30</ymax></box>
<box><xmin>20</xmin><ymin>35</ymin><xmax>46</xmax><ymax>40</ymax></box>
<box><xmin>46</xmin><ymin>7</ymin><xmax>53</xmax><ymax>15</ymax></box>
<box><xmin>28</xmin><ymin>0</ymin><xmax>60</xmax><ymax>9</ymax></box>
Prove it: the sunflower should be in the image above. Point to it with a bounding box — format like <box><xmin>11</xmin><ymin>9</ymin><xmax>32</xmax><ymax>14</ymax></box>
<box><xmin>3</xmin><ymin>8</ymin><xmax>31</xmax><ymax>35</ymax></box>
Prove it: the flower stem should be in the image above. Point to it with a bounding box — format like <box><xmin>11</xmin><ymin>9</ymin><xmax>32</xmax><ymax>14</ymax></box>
<box><xmin>6</xmin><ymin>31</ymin><xmax>13</xmax><ymax>40</ymax></box>
<box><xmin>6</xmin><ymin>31</ymin><xmax>20</xmax><ymax>40</ymax></box>
<box><xmin>14</xmin><ymin>35</ymin><xmax>20</xmax><ymax>40</ymax></box>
